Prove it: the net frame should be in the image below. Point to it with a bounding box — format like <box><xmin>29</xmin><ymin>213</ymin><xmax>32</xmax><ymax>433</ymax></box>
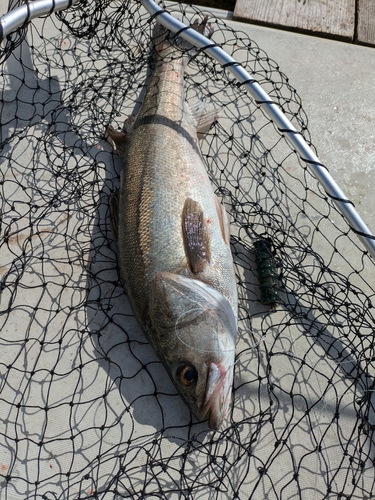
<box><xmin>0</xmin><ymin>1</ymin><xmax>374</xmax><ymax>499</ymax></box>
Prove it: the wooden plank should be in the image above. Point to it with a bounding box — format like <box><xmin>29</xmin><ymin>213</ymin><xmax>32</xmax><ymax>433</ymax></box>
<box><xmin>233</xmin><ymin>0</ymin><xmax>355</xmax><ymax>41</ymax></box>
<box><xmin>357</xmin><ymin>0</ymin><xmax>375</xmax><ymax>46</ymax></box>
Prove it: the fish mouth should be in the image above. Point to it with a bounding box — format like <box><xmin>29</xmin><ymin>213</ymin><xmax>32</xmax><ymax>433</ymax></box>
<box><xmin>202</xmin><ymin>362</ymin><xmax>233</xmax><ymax>430</ymax></box>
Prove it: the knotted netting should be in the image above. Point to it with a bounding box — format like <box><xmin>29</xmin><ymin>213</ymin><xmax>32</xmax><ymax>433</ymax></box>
<box><xmin>1</xmin><ymin>1</ymin><xmax>374</xmax><ymax>499</ymax></box>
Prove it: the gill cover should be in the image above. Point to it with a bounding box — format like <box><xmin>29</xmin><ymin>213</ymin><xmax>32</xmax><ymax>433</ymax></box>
<box><xmin>149</xmin><ymin>271</ymin><xmax>237</xmax><ymax>342</ymax></box>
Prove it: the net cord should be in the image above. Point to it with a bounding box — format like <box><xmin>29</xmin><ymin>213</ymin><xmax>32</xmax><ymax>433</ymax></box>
<box><xmin>0</xmin><ymin>0</ymin><xmax>79</xmax><ymax>41</ymax></box>
<box><xmin>140</xmin><ymin>0</ymin><xmax>375</xmax><ymax>259</ymax></box>
<box><xmin>1</xmin><ymin>0</ymin><xmax>374</xmax><ymax>258</ymax></box>
<box><xmin>0</xmin><ymin>2</ymin><xmax>375</xmax><ymax>498</ymax></box>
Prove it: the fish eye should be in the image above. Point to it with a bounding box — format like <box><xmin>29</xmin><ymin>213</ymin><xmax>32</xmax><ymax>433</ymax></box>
<box><xmin>177</xmin><ymin>364</ymin><xmax>197</xmax><ymax>386</ymax></box>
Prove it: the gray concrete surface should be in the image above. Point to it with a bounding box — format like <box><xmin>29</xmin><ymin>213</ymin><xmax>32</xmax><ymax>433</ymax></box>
<box><xmin>1</xmin><ymin>3</ymin><xmax>374</xmax><ymax>500</ymax></box>
<box><xmin>234</xmin><ymin>21</ymin><xmax>375</xmax><ymax>234</ymax></box>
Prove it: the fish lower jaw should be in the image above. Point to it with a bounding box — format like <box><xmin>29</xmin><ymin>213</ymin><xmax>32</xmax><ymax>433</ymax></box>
<box><xmin>201</xmin><ymin>362</ymin><xmax>233</xmax><ymax>430</ymax></box>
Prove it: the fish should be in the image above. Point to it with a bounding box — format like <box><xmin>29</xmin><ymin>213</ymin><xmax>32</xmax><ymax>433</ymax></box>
<box><xmin>106</xmin><ymin>19</ymin><xmax>238</xmax><ymax>430</ymax></box>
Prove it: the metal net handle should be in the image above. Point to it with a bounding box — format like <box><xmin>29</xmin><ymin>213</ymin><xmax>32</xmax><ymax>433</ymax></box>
<box><xmin>0</xmin><ymin>0</ymin><xmax>79</xmax><ymax>40</ymax></box>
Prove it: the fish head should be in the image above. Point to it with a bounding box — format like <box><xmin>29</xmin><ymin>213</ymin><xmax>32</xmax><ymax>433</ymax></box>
<box><xmin>150</xmin><ymin>272</ymin><xmax>237</xmax><ymax>429</ymax></box>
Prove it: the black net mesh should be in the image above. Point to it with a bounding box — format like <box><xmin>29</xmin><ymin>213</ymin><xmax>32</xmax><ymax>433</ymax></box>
<box><xmin>1</xmin><ymin>1</ymin><xmax>374</xmax><ymax>498</ymax></box>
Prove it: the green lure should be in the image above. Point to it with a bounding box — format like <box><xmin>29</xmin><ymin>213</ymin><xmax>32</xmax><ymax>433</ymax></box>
<box><xmin>254</xmin><ymin>239</ymin><xmax>280</xmax><ymax>309</ymax></box>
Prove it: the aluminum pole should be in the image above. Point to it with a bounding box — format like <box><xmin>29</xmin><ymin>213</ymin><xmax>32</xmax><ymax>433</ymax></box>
<box><xmin>140</xmin><ymin>0</ymin><xmax>375</xmax><ymax>260</ymax></box>
<box><xmin>0</xmin><ymin>0</ymin><xmax>80</xmax><ymax>41</ymax></box>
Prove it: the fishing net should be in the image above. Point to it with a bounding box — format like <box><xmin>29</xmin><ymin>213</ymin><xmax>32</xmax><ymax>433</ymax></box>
<box><xmin>1</xmin><ymin>1</ymin><xmax>374</xmax><ymax>498</ymax></box>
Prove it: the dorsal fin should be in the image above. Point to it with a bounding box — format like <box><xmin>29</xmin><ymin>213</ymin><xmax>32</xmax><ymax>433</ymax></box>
<box><xmin>106</xmin><ymin>125</ymin><xmax>127</xmax><ymax>155</ymax></box>
<box><xmin>188</xmin><ymin>101</ymin><xmax>221</xmax><ymax>140</ymax></box>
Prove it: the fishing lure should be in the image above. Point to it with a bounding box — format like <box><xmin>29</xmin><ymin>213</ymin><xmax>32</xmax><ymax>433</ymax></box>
<box><xmin>254</xmin><ymin>238</ymin><xmax>280</xmax><ymax>309</ymax></box>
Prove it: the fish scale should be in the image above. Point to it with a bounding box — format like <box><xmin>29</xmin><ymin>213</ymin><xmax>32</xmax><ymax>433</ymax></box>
<box><xmin>107</xmin><ymin>21</ymin><xmax>238</xmax><ymax>429</ymax></box>
<box><xmin>117</xmin><ymin>61</ymin><xmax>235</xmax><ymax>317</ymax></box>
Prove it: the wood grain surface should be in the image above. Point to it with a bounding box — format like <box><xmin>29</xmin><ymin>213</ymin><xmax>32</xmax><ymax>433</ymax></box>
<box><xmin>233</xmin><ymin>0</ymin><xmax>355</xmax><ymax>41</ymax></box>
<box><xmin>357</xmin><ymin>0</ymin><xmax>375</xmax><ymax>46</ymax></box>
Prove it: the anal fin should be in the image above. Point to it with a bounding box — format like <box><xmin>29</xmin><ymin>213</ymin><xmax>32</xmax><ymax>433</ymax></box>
<box><xmin>182</xmin><ymin>198</ymin><xmax>211</xmax><ymax>274</ymax></box>
<box><xmin>214</xmin><ymin>195</ymin><xmax>231</xmax><ymax>245</ymax></box>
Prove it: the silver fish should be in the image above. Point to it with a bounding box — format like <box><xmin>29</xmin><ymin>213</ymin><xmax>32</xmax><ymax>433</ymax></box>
<box><xmin>107</xmin><ymin>20</ymin><xmax>238</xmax><ymax>429</ymax></box>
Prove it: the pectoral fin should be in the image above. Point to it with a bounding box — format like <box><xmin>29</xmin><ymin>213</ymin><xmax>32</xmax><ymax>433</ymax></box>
<box><xmin>182</xmin><ymin>198</ymin><xmax>211</xmax><ymax>274</ymax></box>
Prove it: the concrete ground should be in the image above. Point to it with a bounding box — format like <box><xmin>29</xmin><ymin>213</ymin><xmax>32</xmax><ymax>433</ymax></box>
<box><xmin>234</xmin><ymin>19</ymin><xmax>375</xmax><ymax>235</ymax></box>
<box><xmin>1</xmin><ymin>2</ymin><xmax>374</xmax><ymax>499</ymax></box>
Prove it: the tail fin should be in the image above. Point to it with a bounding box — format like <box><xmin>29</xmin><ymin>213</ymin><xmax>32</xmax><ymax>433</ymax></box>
<box><xmin>152</xmin><ymin>17</ymin><xmax>214</xmax><ymax>59</ymax></box>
